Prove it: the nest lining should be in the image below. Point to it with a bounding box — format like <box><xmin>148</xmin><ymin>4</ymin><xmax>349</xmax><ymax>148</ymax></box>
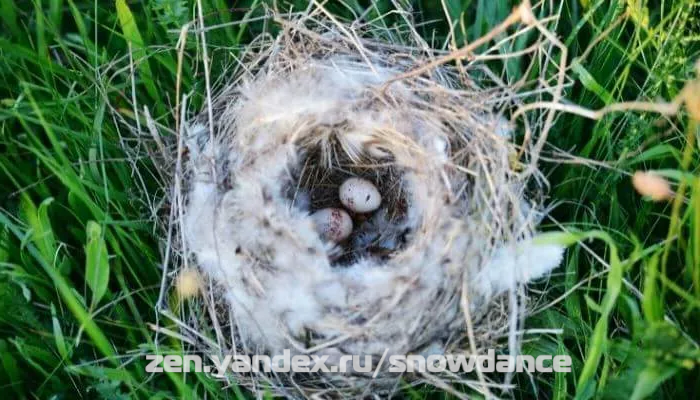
<box><xmin>287</xmin><ymin>142</ymin><xmax>412</xmax><ymax>264</ymax></box>
<box><xmin>170</xmin><ymin>9</ymin><xmax>566</xmax><ymax>398</ymax></box>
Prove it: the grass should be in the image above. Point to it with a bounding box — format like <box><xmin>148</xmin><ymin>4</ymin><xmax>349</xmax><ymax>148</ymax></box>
<box><xmin>0</xmin><ymin>0</ymin><xmax>699</xmax><ymax>398</ymax></box>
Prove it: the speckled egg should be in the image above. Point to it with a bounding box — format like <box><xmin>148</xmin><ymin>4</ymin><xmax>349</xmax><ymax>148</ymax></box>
<box><xmin>339</xmin><ymin>177</ymin><xmax>381</xmax><ymax>213</ymax></box>
<box><xmin>310</xmin><ymin>208</ymin><xmax>353</xmax><ymax>242</ymax></box>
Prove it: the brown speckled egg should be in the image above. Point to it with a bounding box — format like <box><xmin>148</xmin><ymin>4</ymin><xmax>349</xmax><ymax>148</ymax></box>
<box><xmin>310</xmin><ymin>208</ymin><xmax>353</xmax><ymax>242</ymax></box>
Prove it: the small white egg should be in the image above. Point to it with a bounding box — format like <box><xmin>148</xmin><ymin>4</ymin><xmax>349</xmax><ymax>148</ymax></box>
<box><xmin>310</xmin><ymin>208</ymin><xmax>353</xmax><ymax>242</ymax></box>
<box><xmin>339</xmin><ymin>177</ymin><xmax>382</xmax><ymax>213</ymax></box>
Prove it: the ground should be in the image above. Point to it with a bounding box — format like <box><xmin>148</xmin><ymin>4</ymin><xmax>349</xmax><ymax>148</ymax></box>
<box><xmin>0</xmin><ymin>0</ymin><xmax>699</xmax><ymax>399</ymax></box>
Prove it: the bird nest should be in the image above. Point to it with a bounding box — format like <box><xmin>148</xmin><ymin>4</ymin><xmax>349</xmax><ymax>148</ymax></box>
<box><xmin>148</xmin><ymin>1</ymin><xmax>570</xmax><ymax>398</ymax></box>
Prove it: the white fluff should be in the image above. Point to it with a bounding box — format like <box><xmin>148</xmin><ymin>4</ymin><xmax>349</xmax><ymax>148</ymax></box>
<box><xmin>476</xmin><ymin>240</ymin><xmax>564</xmax><ymax>298</ymax></box>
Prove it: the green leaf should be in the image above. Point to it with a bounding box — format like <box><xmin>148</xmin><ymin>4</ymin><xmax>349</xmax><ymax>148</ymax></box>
<box><xmin>51</xmin><ymin>303</ymin><xmax>70</xmax><ymax>359</ymax></box>
<box><xmin>21</xmin><ymin>196</ymin><xmax>57</xmax><ymax>263</ymax></box>
<box><xmin>626</xmin><ymin>144</ymin><xmax>682</xmax><ymax>165</ymax></box>
<box><xmin>642</xmin><ymin>253</ymin><xmax>663</xmax><ymax>322</ymax></box>
<box><xmin>630</xmin><ymin>364</ymin><xmax>678</xmax><ymax>400</ymax></box>
<box><xmin>0</xmin><ymin>340</ymin><xmax>24</xmax><ymax>398</ymax></box>
<box><xmin>571</xmin><ymin>59</ymin><xmax>614</xmax><ymax>105</ymax></box>
<box><xmin>85</xmin><ymin>221</ymin><xmax>110</xmax><ymax>308</ymax></box>
<box><xmin>115</xmin><ymin>0</ymin><xmax>159</xmax><ymax>101</ymax></box>
<box><xmin>0</xmin><ymin>0</ymin><xmax>20</xmax><ymax>38</ymax></box>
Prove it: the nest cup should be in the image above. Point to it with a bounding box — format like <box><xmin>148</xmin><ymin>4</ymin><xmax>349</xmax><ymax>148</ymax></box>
<box><xmin>165</xmin><ymin>3</ymin><xmax>567</xmax><ymax>397</ymax></box>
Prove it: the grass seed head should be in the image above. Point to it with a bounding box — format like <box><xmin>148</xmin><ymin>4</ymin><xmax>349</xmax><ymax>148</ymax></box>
<box><xmin>175</xmin><ymin>269</ymin><xmax>202</xmax><ymax>299</ymax></box>
<box><xmin>633</xmin><ymin>171</ymin><xmax>673</xmax><ymax>201</ymax></box>
<box><xmin>684</xmin><ymin>81</ymin><xmax>700</xmax><ymax>121</ymax></box>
